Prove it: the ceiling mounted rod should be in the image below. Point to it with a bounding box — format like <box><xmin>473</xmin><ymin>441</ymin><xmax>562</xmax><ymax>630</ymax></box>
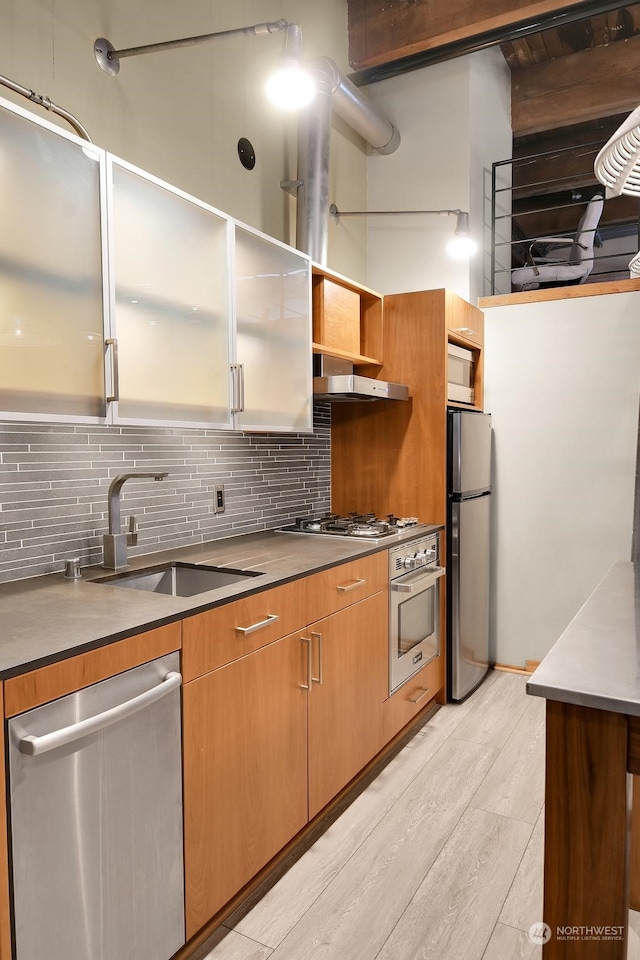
<box><xmin>95</xmin><ymin>19</ymin><xmax>290</xmax><ymax>76</ymax></box>
<box><xmin>0</xmin><ymin>72</ymin><xmax>92</xmax><ymax>141</ymax></box>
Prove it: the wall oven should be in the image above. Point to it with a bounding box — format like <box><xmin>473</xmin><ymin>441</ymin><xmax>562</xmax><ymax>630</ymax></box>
<box><xmin>389</xmin><ymin>534</ymin><xmax>444</xmax><ymax>695</ymax></box>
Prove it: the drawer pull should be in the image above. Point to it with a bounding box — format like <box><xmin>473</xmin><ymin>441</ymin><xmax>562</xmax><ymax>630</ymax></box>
<box><xmin>235</xmin><ymin>613</ymin><xmax>279</xmax><ymax>635</ymax></box>
<box><xmin>336</xmin><ymin>578</ymin><xmax>366</xmax><ymax>593</ymax></box>
<box><xmin>408</xmin><ymin>686</ymin><xmax>430</xmax><ymax>705</ymax></box>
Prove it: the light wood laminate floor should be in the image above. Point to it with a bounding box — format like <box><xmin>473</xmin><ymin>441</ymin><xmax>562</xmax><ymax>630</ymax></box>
<box><xmin>194</xmin><ymin>670</ymin><xmax>640</xmax><ymax>960</ymax></box>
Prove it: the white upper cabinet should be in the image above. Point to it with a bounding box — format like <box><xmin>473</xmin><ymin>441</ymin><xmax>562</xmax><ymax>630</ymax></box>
<box><xmin>0</xmin><ymin>99</ymin><xmax>107</xmax><ymax>422</ymax></box>
<box><xmin>107</xmin><ymin>159</ymin><xmax>233</xmax><ymax>429</ymax></box>
<box><xmin>0</xmin><ymin>97</ymin><xmax>312</xmax><ymax>432</ymax></box>
<box><xmin>234</xmin><ymin>226</ymin><xmax>312</xmax><ymax>433</ymax></box>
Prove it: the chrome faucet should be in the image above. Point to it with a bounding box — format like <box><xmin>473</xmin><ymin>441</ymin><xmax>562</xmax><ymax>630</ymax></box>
<box><xmin>103</xmin><ymin>472</ymin><xmax>168</xmax><ymax>570</ymax></box>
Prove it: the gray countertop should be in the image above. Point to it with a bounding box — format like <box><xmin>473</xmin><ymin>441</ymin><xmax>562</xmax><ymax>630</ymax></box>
<box><xmin>527</xmin><ymin>561</ymin><xmax>640</xmax><ymax>716</ymax></box>
<box><xmin>0</xmin><ymin>524</ymin><xmax>441</xmax><ymax>680</ymax></box>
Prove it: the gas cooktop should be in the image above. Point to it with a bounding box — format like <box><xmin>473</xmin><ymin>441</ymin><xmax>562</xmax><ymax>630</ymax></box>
<box><xmin>277</xmin><ymin>513</ymin><xmax>422</xmax><ymax>541</ymax></box>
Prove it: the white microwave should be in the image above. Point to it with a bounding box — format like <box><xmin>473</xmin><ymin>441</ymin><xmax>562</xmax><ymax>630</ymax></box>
<box><xmin>447</xmin><ymin>343</ymin><xmax>474</xmax><ymax>404</ymax></box>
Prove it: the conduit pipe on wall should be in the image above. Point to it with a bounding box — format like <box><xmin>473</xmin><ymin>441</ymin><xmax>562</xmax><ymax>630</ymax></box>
<box><xmin>295</xmin><ymin>57</ymin><xmax>400</xmax><ymax>265</ymax></box>
<box><xmin>0</xmin><ymin>73</ymin><xmax>92</xmax><ymax>142</ymax></box>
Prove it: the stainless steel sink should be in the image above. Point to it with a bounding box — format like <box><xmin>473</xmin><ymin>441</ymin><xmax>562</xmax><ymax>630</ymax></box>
<box><xmin>94</xmin><ymin>561</ymin><xmax>262</xmax><ymax>598</ymax></box>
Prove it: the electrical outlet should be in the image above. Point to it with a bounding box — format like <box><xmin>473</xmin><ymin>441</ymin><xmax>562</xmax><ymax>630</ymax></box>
<box><xmin>214</xmin><ymin>484</ymin><xmax>225</xmax><ymax>514</ymax></box>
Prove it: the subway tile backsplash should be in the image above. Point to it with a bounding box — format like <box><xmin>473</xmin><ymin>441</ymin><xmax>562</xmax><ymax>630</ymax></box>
<box><xmin>0</xmin><ymin>405</ymin><xmax>331</xmax><ymax>583</ymax></box>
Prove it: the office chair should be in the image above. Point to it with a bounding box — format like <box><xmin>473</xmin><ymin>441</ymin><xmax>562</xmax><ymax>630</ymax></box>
<box><xmin>510</xmin><ymin>194</ymin><xmax>605</xmax><ymax>292</ymax></box>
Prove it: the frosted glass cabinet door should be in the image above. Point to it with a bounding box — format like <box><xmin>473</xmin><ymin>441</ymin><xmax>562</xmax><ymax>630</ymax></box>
<box><xmin>109</xmin><ymin>161</ymin><xmax>232</xmax><ymax>427</ymax></box>
<box><xmin>234</xmin><ymin>226</ymin><xmax>312</xmax><ymax>433</ymax></box>
<box><xmin>0</xmin><ymin>102</ymin><xmax>106</xmax><ymax>419</ymax></box>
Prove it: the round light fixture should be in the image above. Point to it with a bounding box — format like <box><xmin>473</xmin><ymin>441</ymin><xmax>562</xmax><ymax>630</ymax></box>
<box><xmin>266</xmin><ymin>60</ymin><xmax>316</xmax><ymax>110</ymax></box>
<box><xmin>446</xmin><ymin>234</ymin><xmax>478</xmax><ymax>260</ymax></box>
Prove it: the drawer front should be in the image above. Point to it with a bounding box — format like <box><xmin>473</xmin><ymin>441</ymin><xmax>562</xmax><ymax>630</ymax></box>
<box><xmin>382</xmin><ymin>654</ymin><xmax>444</xmax><ymax>744</ymax></box>
<box><xmin>182</xmin><ymin>580</ymin><xmax>307</xmax><ymax>681</ymax></box>
<box><xmin>305</xmin><ymin>551</ymin><xmax>387</xmax><ymax>625</ymax></box>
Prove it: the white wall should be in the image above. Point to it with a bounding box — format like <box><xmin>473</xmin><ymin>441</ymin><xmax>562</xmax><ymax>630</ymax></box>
<box><xmin>0</xmin><ymin>0</ymin><xmax>367</xmax><ymax>279</ymax></box>
<box><xmin>484</xmin><ymin>291</ymin><xmax>640</xmax><ymax>667</ymax></box>
<box><xmin>351</xmin><ymin>48</ymin><xmax>511</xmax><ymax>298</ymax></box>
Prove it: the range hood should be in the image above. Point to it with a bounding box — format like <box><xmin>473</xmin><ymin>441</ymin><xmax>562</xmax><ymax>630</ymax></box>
<box><xmin>313</xmin><ymin>355</ymin><xmax>410</xmax><ymax>402</ymax></box>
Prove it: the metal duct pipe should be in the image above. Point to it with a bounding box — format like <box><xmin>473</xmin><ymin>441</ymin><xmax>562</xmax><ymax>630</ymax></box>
<box><xmin>0</xmin><ymin>73</ymin><xmax>92</xmax><ymax>142</ymax></box>
<box><xmin>314</xmin><ymin>57</ymin><xmax>400</xmax><ymax>156</ymax></box>
<box><xmin>295</xmin><ymin>58</ymin><xmax>400</xmax><ymax>263</ymax></box>
<box><xmin>296</xmin><ymin>69</ymin><xmax>333</xmax><ymax>263</ymax></box>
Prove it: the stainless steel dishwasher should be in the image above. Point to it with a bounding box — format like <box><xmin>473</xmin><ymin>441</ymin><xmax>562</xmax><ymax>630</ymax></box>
<box><xmin>7</xmin><ymin>652</ymin><xmax>185</xmax><ymax>960</ymax></box>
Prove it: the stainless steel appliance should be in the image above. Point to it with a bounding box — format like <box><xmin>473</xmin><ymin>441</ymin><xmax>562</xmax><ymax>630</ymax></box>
<box><xmin>389</xmin><ymin>533</ymin><xmax>444</xmax><ymax>695</ymax></box>
<box><xmin>447</xmin><ymin>343</ymin><xmax>475</xmax><ymax>405</ymax></box>
<box><xmin>8</xmin><ymin>653</ymin><xmax>185</xmax><ymax>960</ymax></box>
<box><xmin>278</xmin><ymin>513</ymin><xmax>422</xmax><ymax>542</ymax></box>
<box><xmin>313</xmin><ymin>355</ymin><xmax>410</xmax><ymax>402</ymax></box>
<box><xmin>447</xmin><ymin>409</ymin><xmax>492</xmax><ymax>701</ymax></box>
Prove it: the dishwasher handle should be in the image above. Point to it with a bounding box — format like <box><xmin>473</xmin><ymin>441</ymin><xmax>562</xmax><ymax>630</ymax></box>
<box><xmin>18</xmin><ymin>670</ymin><xmax>182</xmax><ymax>757</ymax></box>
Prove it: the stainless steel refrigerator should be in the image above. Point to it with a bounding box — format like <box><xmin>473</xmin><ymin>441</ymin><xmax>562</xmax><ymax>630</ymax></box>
<box><xmin>447</xmin><ymin>409</ymin><xmax>492</xmax><ymax>701</ymax></box>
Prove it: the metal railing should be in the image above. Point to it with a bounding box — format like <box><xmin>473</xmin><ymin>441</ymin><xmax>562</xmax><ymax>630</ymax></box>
<box><xmin>490</xmin><ymin>141</ymin><xmax>640</xmax><ymax>295</ymax></box>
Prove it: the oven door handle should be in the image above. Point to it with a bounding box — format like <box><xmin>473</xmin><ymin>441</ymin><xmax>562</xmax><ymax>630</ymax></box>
<box><xmin>391</xmin><ymin>566</ymin><xmax>445</xmax><ymax>594</ymax></box>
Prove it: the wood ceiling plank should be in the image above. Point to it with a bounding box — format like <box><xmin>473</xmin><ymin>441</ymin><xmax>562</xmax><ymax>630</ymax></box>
<box><xmin>590</xmin><ymin>12</ymin><xmax>611</xmax><ymax>43</ymax></box>
<box><xmin>510</xmin><ymin>38</ymin><xmax>537</xmax><ymax>67</ymax></box>
<box><xmin>500</xmin><ymin>41</ymin><xmax>520</xmax><ymax>69</ymax></box>
<box><xmin>526</xmin><ymin>31</ymin><xmax>551</xmax><ymax>62</ymax></box>
<box><xmin>540</xmin><ymin>28</ymin><xmax>566</xmax><ymax>60</ymax></box>
<box><xmin>511</xmin><ymin>33</ymin><xmax>640</xmax><ymax>135</ymax></box>
<box><xmin>347</xmin><ymin>0</ymin><xmax>590</xmax><ymax>70</ymax></box>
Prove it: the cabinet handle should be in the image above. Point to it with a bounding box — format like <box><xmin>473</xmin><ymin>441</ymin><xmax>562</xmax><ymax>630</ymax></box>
<box><xmin>235</xmin><ymin>613</ymin><xmax>279</xmax><ymax>635</ymax></box>
<box><xmin>408</xmin><ymin>686</ymin><xmax>430</xmax><ymax>705</ymax></box>
<box><xmin>311</xmin><ymin>631</ymin><xmax>323</xmax><ymax>685</ymax></box>
<box><xmin>336</xmin><ymin>578</ymin><xmax>366</xmax><ymax>593</ymax></box>
<box><xmin>300</xmin><ymin>636</ymin><xmax>312</xmax><ymax>690</ymax></box>
<box><xmin>105</xmin><ymin>338</ymin><xmax>120</xmax><ymax>402</ymax></box>
<box><xmin>231</xmin><ymin>363</ymin><xmax>245</xmax><ymax>414</ymax></box>
<box><xmin>451</xmin><ymin>327</ymin><xmax>476</xmax><ymax>337</ymax></box>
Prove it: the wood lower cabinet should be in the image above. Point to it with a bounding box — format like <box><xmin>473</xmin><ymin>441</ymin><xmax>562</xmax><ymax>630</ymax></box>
<box><xmin>182</xmin><ymin>575</ymin><xmax>390</xmax><ymax>934</ymax></box>
<box><xmin>183</xmin><ymin>631</ymin><xmax>308</xmax><ymax>937</ymax></box>
<box><xmin>308</xmin><ymin>589</ymin><xmax>388</xmax><ymax>818</ymax></box>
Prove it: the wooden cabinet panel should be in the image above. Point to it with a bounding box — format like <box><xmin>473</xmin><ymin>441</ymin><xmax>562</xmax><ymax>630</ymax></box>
<box><xmin>311</xmin><ymin>265</ymin><xmax>384</xmax><ymax>364</ymax></box>
<box><xmin>308</xmin><ymin>591</ymin><xmax>388</xmax><ymax>818</ymax></box>
<box><xmin>382</xmin><ymin>653</ymin><xmax>444</xmax><ymax>744</ymax></box>
<box><xmin>304</xmin><ymin>551</ymin><xmax>387</xmax><ymax>626</ymax></box>
<box><xmin>183</xmin><ymin>632</ymin><xmax>308</xmax><ymax>936</ymax></box>
<box><xmin>313</xmin><ymin>277</ymin><xmax>361</xmax><ymax>356</ymax></box>
<box><xmin>4</xmin><ymin>622</ymin><xmax>181</xmax><ymax>717</ymax></box>
<box><xmin>332</xmin><ymin>288</ymin><xmax>485</xmax><ymax>523</ymax></box>
<box><xmin>445</xmin><ymin>293</ymin><xmax>484</xmax><ymax>348</ymax></box>
<box><xmin>182</xmin><ymin>580</ymin><xmax>307</xmax><ymax>681</ymax></box>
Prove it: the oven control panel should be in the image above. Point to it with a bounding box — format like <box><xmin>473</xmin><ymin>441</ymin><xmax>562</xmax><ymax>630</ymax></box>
<box><xmin>389</xmin><ymin>534</ymin><xmax>439</xmax><ymax>577</ymax></box>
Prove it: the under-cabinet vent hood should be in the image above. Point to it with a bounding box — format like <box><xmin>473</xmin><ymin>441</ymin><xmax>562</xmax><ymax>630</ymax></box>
<box><xmin>313</xmin><ymin>355</ymin><xmax>410</xmax><ymax>402</ymax></box>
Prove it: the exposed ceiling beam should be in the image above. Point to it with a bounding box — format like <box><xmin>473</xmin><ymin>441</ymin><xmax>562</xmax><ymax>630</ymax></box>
<box><xmin>348</xmin><ymin>0</ymin><xmax>632</xmax><ymax>85</ymax></box>
<box><xmin>511</xmin><ymin>33</ymin><xmax>640</xmax><ymax>134</ymax></box>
